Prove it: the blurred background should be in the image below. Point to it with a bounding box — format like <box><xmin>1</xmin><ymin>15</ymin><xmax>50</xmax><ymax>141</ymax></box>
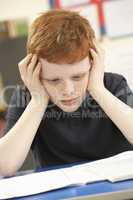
<box><xmin>0</xmin><ymin>0</ymin><xmax>133</xmax><ymax>171</ymax></box>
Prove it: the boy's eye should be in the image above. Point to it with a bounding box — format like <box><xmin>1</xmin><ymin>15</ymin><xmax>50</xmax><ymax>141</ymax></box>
<box><xmin>47</xmin><ymin>74</ymin><xmax>85</xmax><ymax>83</ymax></box>
<box><xmin>72</xmin><ymin>75</ymin><xmax>84</xmax><ymax>80</ymax></box>
<box><xmin>49</xmin><ymin>79</ymin><xmax>60</xmax><ymax>83</ymax></box>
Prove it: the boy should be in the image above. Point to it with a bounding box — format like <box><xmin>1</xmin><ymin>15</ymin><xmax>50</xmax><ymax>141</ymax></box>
<box><xmin>1</xmin><ymin>9</ymin><xmax>133</xmax><ymax>176</ymax></box>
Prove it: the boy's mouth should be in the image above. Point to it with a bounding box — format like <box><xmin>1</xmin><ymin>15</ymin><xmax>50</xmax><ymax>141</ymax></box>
<box><xmin>61</xmin><ymin>97</ymin><xmax>79</xmax><ymax>106</ymax></box>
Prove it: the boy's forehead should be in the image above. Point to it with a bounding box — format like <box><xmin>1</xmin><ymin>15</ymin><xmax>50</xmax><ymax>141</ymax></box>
<box><xmin>40</xmin><ymin>57</ymin><xmax>90</xmax><ymax>77</ymax></box>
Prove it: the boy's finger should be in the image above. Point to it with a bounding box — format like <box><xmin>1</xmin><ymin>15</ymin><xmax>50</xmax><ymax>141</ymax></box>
<box><xmin>27</xmin><ymin>54</ymin><xmax>38</xmax><ymax>74</ymax></box>
<box><xmin>19</xmin><ymin>54</ymin><xmax>32</xmax><ymax>67</ymax></box>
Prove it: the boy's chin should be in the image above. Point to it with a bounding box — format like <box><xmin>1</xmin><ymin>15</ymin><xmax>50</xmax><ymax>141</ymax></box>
<box><xmin>60</xmin><ymin>106</ymin><xmax>79</xmax><ymax>113</ymax></box>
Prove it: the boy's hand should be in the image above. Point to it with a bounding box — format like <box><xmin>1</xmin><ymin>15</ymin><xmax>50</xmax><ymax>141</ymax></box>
<box><xmin>18</xmin><ymin>54</ymin><xmax>49</xmax><ymax>105</ymax></box>
<box><xmin>87</xmin><ymin>39</ymin><xmax>106</xmax><ymax>97</ymax></box>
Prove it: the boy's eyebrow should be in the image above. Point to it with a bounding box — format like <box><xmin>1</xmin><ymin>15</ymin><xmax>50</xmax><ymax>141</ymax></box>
<box><xmin>42</xmin><ymin>70</ymin><xmax>89</xmax><ymax>80</ymax></box>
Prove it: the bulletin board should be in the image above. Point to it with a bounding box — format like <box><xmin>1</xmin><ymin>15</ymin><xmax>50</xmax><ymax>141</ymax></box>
<box><xmin>51</xmin><ymin>0</ymin><xmax>133</xmax><ymax>39</ymax></box>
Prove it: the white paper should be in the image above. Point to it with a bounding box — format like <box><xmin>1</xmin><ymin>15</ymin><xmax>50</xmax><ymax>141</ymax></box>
<box><xmin>0</xmin><ymin>169</ymin><xmax>72</xmax><ymax>200</ymax></box>
<box><xmin>103</xmin><ymin>0</ymin><xmax>133</xmax><ymax>37</ymax></box>
<box><xmin>0</xmin><ymin>151</ymin><xmax>133</xmax><ymax>199</ymax></box>
<box><xmin>72</xmin><ymin>151</ymin><xmax>133</xmax><ymax>183</ymax></box>
<box><xmin>62</xmin><ymin>167</ymin><xmax>105</xmax><ymax>184</ymax></box>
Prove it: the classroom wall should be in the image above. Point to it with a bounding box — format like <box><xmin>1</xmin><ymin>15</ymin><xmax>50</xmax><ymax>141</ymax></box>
<box><xmin>0</xmin><ymin>0</ymin><xmax>50</xmax><ymax>22</ymax></box>
<box><xmin>103</xmin><ymin>37</ymin><xmax>133</xmax><ymax>90</ymax></box>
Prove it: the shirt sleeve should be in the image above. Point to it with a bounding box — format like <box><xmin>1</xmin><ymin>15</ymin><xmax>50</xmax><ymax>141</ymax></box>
<box><xmin>3</xmin><ymin>85</ymin><xmax>31</xmax><ymax>134</ymax></box>
<box><xmin>113</xmin><ymin>75</ymin><xmax>133</xmax><ymax>108</ymax></box>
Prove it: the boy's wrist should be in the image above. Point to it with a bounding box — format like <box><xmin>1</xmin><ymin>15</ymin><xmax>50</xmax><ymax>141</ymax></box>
<box><xmin>30</xmin><ymin>97</ymin><xmax>49</xmax><ymax>111</ymax></box>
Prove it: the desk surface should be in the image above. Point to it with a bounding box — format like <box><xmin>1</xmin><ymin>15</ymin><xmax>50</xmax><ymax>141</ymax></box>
<box><xmin>8</xmin><ymin>164</ymin><xmax>133</xmax><ymax>200</ymax></box>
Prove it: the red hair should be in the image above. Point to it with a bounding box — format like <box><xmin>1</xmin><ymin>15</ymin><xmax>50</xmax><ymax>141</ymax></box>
<box><xmin>27</xmin><ymin>9</ymin><xmax>95</xmax><ymax>64</ymax></box>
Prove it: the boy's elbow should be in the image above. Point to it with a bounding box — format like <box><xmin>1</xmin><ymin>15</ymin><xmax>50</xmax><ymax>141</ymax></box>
<box><xmin>0</xmin><ymin>162</ymin><xmax>18</xmax><ymax>177</ymax></box>
<box><xmin>0</xmin><ymin>168</ymin><xmax>16</xmax><ymax>177</ymax></box>
<box><xmin>0</xmin><ymin>171</ymin><xmax>15</xmax><ymax>177</ymax></box>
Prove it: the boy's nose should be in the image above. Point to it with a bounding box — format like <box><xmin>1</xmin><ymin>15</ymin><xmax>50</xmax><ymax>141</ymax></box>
<box><xmin>62</xmin><ymin>81</ymin><xmax>75</xmax><ymax>97</ymax></box>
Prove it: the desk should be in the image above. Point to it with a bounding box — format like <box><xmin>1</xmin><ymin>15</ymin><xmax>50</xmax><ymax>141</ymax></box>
<box><xmin>6</xmin><ymin>164</ymin><xmax>133</xmax><ymax>200</ymax></box>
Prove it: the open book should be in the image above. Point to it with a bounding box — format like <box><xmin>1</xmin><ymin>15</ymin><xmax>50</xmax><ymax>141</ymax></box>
<box><xmin>0</xmin><ymin>151</ymin><xmax>133</xmax><ymax>199</ymax></box>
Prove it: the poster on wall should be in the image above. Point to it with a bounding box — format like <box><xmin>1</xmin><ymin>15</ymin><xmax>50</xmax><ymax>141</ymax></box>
<box><xmin>103</xmin><ymin>0</ymin><xmax>133</xmax><ymax>38</ymax></box>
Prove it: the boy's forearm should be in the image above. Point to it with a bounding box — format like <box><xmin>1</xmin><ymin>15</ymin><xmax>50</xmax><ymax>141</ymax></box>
<box><xmin>0</xmin><ymin>98</ymin><xmax>47</xmax><ymax>176</ymax></box>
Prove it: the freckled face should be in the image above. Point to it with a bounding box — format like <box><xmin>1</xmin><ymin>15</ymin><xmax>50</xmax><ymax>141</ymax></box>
<box><xmin>40</xmin><ymin>57</ymin><xmax>91</xmax><ymax>112</ymax></box>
